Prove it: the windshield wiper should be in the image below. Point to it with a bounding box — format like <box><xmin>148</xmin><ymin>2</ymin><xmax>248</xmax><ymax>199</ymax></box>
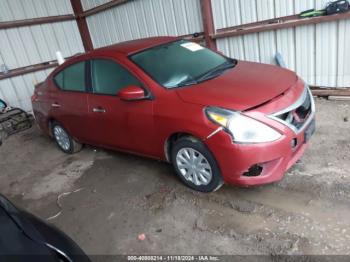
<box><xmin>170</xmin><ymin>77</ymin><xmax>198</xmax><ymax>88</ymax></box>
<box><xmin>167</xmin><ymin>58</ymin><xmax>237</xmax><ymax>88</ymax></box>
<box><xmin>195</xmin><ymin>58</ymin><xmax>237</xmax><ymax>83</ymax></box>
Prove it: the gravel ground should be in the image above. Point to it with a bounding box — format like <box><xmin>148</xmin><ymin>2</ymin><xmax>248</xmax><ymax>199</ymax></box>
<box><xmin>0</xmin><ymin>98</ymin><xmax>349</xmax><ymax>257</ymax></box>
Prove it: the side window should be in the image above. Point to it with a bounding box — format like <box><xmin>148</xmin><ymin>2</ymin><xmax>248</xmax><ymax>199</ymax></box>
<box><xmin>54</xmin><ymin>61</ymin><xmax>86</xmax><ymax>92</ymax></box>
<box><xmin>91</xmin><ymin>59</ymin><xmax>142</xmax><ymax>95</ymax></box>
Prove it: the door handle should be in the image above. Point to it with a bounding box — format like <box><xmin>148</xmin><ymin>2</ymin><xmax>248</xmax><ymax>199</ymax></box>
<box><xmin>93</xmin><ymin>107</ymin><xmax>106</xmax><ymax>113</ymax></box>
<box><xmin>51</xmin><ymin>103</ymin><xmax>61</xmax><ymax>108</ymax></box>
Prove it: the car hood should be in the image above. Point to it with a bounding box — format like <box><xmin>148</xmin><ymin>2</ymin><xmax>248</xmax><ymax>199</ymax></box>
<box><xmin>175</xmin><ymin>61</ymin><xmax>298</xmax><ymax>111</ymax></box>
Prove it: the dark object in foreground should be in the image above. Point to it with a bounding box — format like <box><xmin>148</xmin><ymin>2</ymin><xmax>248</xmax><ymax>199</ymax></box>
<box><xmin>0</xmin><ymin>194</ymin><xmax>90</xmax><ymax>262</ymax></box>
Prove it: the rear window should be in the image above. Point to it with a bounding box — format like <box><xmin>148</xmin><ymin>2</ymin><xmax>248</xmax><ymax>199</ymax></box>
<box><xmin>54</xmin><ymin>61</ymin><xmax>86</xmax><ymax>92</ymax></box>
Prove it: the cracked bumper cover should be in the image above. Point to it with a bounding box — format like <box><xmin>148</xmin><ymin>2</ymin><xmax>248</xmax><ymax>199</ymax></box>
<box><xmin>204</xmin><ymin>117</ymin><xmax>315</xmax><ymax>186</ymax></box>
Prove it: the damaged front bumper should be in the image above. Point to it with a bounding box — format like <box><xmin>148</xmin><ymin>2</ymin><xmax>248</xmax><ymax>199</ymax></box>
<box><xmin>205</xmin><ymin>116</ymin><xmax>315</xmax><ymax>186</ymax></box>
<box><xmin>203</xmin><ymin>83</ymin><xmax>316</xmax><ymax>186</ymax></box>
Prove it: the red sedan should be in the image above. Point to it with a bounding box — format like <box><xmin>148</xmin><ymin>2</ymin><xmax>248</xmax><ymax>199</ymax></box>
<box><xmin>32</xmin><ymin>37</ymin><xmax>315</xmax><ymax>192</ymax></box>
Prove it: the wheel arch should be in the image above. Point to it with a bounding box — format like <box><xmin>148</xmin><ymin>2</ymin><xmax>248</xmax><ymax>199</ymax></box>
<box><xmin>47</xmin><ymin>118</ymin><xmax>57</xmax><ymax>137</ymax></box>
<box><xmin>167</xmin><ymin>131</ymin><xmax>225</xmax><ymax>192</ymax></box>
<box><xmin>164</xmin><ymin>132</ymin><xmax>202</xmax><ymax>163</ymax></box>
<box><xmin>48</xmin><ymin>118</ymin><xmax>68</xmax><ymax>138</ymax></box>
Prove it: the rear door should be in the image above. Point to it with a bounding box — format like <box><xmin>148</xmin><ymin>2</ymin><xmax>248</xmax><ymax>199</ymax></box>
<box><xmin>50</xmin><ymin>60</ymin><xmax>90</xmax><ymax>142</ymax></box>
<box><xmin>86</xmin><ymin>58</ymin><xmax>156</xmax><ymax>156</ymax></box>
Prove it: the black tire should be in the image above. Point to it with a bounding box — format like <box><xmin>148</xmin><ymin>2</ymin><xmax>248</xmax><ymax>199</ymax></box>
<box><xmin>51</xmin><ymin>122</ymin><xmax>82</xmax><ymax>154</ymax></box>
<box><xmin>171</xmin><ymin>136</ymin><xmax>224</xmax><ymax>192</ymax></box>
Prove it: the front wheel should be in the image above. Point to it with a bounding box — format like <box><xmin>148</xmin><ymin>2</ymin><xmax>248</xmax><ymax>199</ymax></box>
<box><xmin>171</xmin><ymin>137</ymin><xmax>224</xmax><ymax>192</ymax></box>
<box><xmin>52</xmin><ymin>122</ymin><xmax>82</xmax><ymax>154</ymax></box>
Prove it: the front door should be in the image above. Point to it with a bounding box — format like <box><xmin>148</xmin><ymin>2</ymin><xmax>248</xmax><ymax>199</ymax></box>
<box><xmin>86</xmin><ymin>59</ymin><xmax>156</xmax><ymax>156</ymax></box>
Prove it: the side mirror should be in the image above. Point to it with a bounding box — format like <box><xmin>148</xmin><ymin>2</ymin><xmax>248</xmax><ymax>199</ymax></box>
<box><xmin>118</xmin><ymin>85</ymin><xmax>147</xmax><ymax>101</ymax></box>
<box><xmin>0</xmin><ymin>99</ymin><xmax>7</xmax><ymax>109</ymax></box>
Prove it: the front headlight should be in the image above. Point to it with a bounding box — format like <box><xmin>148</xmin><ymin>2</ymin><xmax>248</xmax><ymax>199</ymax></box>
<box><xmin>205</xmin><ymin>107</ymin><xmax>282</xmax><ymax>143</ymax></box>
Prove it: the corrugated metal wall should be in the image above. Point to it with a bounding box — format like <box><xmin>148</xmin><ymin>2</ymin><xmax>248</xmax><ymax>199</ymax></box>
<box><xmin>81</xmin><ymin>0</ymin><xmax>350</xmax><ymax>87</ymax></box>
<box><xmin>1</xmin><ymin>0</ymin><xmax>349</xmax><ymax>112</ymax></box>
<box><xmin>84</xmin><ymin>0</ymin><xmax>203</xmax><ymax>48</ymax></box>
<box><xmin>0</xmin><ymin>0</ymin><xmax>73</xmax><ymax>21</ymax></box>
<box><xmin>0</xmin><ymin>69</ymin><xmax>54</xmax><ymax>111</ymax></box>
<box><xmin>0</xmin><ymin>0</ymin><xmax>84</xmax><ymax>111</ymax></box>
<box><xmin>212</xmin><ymin>0</ymin><xmax>350</xmax><ymax>88</ymax></box>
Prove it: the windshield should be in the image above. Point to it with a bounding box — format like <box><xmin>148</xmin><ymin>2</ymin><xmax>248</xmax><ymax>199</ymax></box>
<box><xmin>130</xmin><ymin>40</ymin><xmax>237</xmax><ymax>89</ymax></box>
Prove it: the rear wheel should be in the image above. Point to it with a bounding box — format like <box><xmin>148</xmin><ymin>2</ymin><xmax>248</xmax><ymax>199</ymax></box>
<box><xmin>51</xmin><ymin>122</ymin><xmax>82</xmax><ymax>154</ymax></box>
<box><xmin>171</xmin><ymin>136</ymin><xmax>223</xmax><ymax>192</ymax></box>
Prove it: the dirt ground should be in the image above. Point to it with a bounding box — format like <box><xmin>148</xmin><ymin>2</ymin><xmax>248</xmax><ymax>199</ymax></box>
<box><xmin>0</xmin><ymin>98</ymin><xmax>350</xmax><ymax>256</ymax></box>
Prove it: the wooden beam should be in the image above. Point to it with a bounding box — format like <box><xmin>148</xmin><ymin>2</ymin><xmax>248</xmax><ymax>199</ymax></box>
<box><xmin>0</xmin><ymin>55</ymin><xmax>78</xmax><ymax>80</ymax></box>
<box><xmin>181</xmin><ymin>32</ymin><xmax>205</xmax><ymax>43</ymax></box>
<box><xmin>212</xmin><ymin>12</ymin><xmax>350</xmax><ymax>39</ymax></box>
<box><xmin>216</xmin><ymin>15</ymin><xmax>299</xmax><ymax>34</ymax></box>
<box><xmin>200</xmin><ymin>0</ymin><xmax>217</xmax><ymax>50</ymax></box>
<box><xmin>0</xmin><ymin>15</ymin><xmax>75</xmax><ymax>30</ymax></box>
<box><xmin>328</xmin><ymin>96</ymin><xmax>350</xmax><ymax>101</ymax></box>
<box><xmin>0</xmin><ymin>61</ymin><xmax>58</xmax><ymax>81</ymax></box>
<box><xmin>310</xmin><ymin>88</ymin><xmax>350</xmax><ymax>97</ymax></box>
<box><xmin>70</xmin><ymin>0</ymin><xmax>94</xmax><ymax>51</ymax></box>
<box><xmin>81</xmin><ymin>0</ymin><xmax>130</xmax><ymax>17</ymax></box>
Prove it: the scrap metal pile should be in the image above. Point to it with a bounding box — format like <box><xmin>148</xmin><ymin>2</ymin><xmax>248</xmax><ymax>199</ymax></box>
<box><xmin>0</xmin><ymin>99</ymin><xmax>33</xmax><ymax>146</ymax></box>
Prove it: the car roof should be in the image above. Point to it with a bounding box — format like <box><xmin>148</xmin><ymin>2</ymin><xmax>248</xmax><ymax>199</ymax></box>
<box><xmin>53</xmin><ymin>36</ymin><xmax>179</xmax><ymax>74</ymax></box>
<box><xmin>94</xmin><ymin>36</ymin><xmax>178</xmax><ymax>56</ymax></box>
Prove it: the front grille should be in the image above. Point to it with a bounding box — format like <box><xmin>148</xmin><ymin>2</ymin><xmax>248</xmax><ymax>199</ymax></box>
<box><xmin>270</xmin><ymin>86</ymin><xmax>315</xmax><ymax>133</ymax></box>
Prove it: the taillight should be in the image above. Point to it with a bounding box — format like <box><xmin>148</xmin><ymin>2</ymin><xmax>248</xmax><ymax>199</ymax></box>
<box><xmin>31</xmin><ymin>93</ymin><xmax>38</xmax><ymax>102</ymax></box>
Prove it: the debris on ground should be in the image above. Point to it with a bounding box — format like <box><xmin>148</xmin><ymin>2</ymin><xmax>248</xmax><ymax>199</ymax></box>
<box><xmin>107</xmin><ymin>212</ymin><xmax>115</xmax><ymax>220</ymax></box>
<box><xmin>138</xmin><ymin>234</ymin><xmax>146</xmax><ymax>241</ymax></box>
<box><xmin>0</xmin><ymin>101</ymin><xmax>33</xmax><ymax>145</ymax></box>
<box><xmin>46</xmin><ymin>188</ymin><xmax>84</xmax><ymax>221</ymax></box>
